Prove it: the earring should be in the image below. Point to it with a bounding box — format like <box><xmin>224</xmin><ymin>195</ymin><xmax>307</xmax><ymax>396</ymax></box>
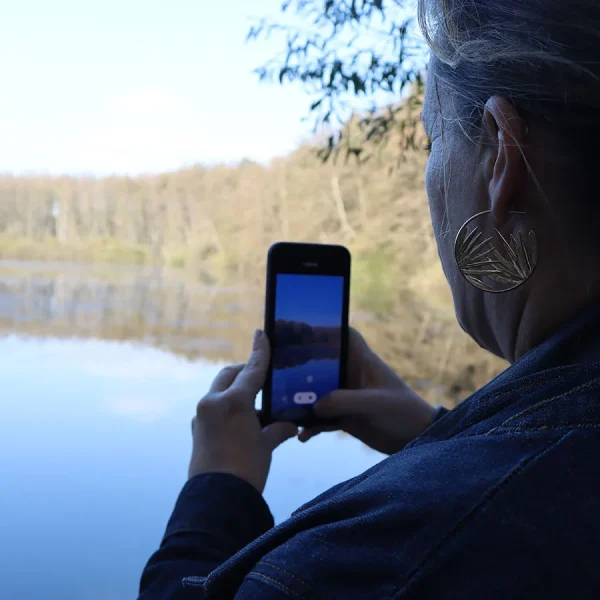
<box><xmin>454</xmin><ymin>210</ymin><xmax>538</xmax><ymax>293</ymax></box>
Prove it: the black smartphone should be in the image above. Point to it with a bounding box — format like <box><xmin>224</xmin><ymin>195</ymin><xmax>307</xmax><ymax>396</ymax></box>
<box><xmin>261</xmin><ymin>242</ymin><xmax>351</xmax><ymax>427</ymax></box>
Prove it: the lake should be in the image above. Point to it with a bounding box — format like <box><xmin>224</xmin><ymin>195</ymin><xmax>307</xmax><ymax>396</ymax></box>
<box><xmin>0</xmin><ymin>261</ymin><xmax>386</xmax><ymax>600</ymax></box>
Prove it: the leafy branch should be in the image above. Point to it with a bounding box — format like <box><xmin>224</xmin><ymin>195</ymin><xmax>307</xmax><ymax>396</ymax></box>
<box><xmin>248</xmin><ymin>0</ymin><xmax>427</xmax><ymax>163</ymax></box>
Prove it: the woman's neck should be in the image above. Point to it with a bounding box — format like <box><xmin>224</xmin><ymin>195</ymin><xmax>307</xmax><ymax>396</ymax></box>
<box><xmin>512</xmin><ymin>280</ymin><xmax>600</xmax><ymax>362</ymax></box>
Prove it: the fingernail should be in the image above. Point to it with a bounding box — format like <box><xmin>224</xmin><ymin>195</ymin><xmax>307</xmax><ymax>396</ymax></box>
<box><xmin>252</xmin><ymin>329</ymin><xmax>263</xmax><ymax>351</ymax></box>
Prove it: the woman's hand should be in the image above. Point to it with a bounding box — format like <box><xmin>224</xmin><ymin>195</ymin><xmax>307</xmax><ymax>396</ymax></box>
<box><xmin>298</xmin><ymin>329</ymin><xmax>437</xmax><ymax>455</ymax></box>
<box><xmin>189</xmin><ymin>330</ymin><xmax>297</xmax><ymax>493</ymax></box>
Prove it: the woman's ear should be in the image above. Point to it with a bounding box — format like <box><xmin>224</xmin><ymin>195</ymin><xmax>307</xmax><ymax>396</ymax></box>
<box><xmin>483</xmin><ymin>97</ymin><xmax>527</xmax><ymax>226</ymax></box>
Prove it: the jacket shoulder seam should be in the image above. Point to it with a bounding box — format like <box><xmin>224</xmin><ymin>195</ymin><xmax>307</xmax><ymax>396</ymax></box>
<box><xmin>488</xmin><ymin>376</ymin><xmax>600</xmax><ymax>433</ymax></box>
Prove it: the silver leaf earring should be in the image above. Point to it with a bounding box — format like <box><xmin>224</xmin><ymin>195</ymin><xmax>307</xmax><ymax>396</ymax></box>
<box><xmin>454</xmin><ymin>210</ymin><xmax>538</xmax><ymax>293</ymax></box>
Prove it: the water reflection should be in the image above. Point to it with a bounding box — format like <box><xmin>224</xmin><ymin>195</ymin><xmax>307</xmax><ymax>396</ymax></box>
<box><xmin>0</xmin><ymin>259</ymin><xmax>494</xmax><ymax>407</ymax></box>
<box><xmin>0</xmin><ymin>260</ymin><xmax>261</xmax><ymax>363</ymax></box>
<box><xmin>0</xmin><ymin>288</ymin><xmax>384</xmax><ymax>599</ymax></box>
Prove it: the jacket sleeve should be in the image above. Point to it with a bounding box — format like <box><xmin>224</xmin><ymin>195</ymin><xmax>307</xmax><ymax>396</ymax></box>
<box><xmin>138</xmin><ymin>472</ymin><xmax>275</xmax><ymax>599</ymax></box>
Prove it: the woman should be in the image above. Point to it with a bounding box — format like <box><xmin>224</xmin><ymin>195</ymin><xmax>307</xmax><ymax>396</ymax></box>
<box><xmin>139</xmin><ymin>0</ymin><xmax>600</xmax><ymax>597</ymax></box>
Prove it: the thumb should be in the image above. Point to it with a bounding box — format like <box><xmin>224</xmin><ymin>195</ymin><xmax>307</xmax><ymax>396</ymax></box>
<box><xmin>314</xmin><ymin>389</ymin><xmax>373</xmax><ymax>418</ymax></box>
<box><xmin>230</xmin><ymin>330</ymin><xmax>271</xmax><ymax>397</ymax></box>
<box><xmin>262</xmin><ymin>422</ymin><xmax>298</xmax><ymax>452</ymax></box>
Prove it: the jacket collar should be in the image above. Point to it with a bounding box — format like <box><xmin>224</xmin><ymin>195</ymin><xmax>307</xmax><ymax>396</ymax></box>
<box><xmin>490</xmin><ymin>302</ymin><xmax>600</xmax><ymax>387</ymax></box>
<box><xmin>414</xmin><ymin>303</ymin><xmax>600</xmax><ymax>443</ymax></box>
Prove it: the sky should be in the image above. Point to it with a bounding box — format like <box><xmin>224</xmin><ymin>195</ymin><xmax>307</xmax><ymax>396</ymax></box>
<box><xmin>276</xmin><ymin>274</ymin><xmax>344</xmax><ymax>327</ymax></box>
<box><xmin>0</xmin><ymin>0</ymin><xmax>324</xmax><ymax>176</ymax></box>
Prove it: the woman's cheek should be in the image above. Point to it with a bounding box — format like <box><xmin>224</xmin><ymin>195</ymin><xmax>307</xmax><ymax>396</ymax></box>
<box><xmin>425</xmin><ymin>150</ymin><xmax>459</xmax><ymax>287</ymax></box>
<box><xmin>425</xmin><ymin>150</ymin><xmax>446</xmax><ymax>245</ymax></box>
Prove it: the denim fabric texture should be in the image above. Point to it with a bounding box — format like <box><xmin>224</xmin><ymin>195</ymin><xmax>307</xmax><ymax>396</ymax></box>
<box><xmin>139</xmin><ymin>306</ymin><xmax>600</xmax><ymax>599</ymax></box>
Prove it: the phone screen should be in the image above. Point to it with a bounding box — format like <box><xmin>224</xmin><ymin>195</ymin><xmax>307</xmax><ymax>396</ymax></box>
<box><xmin>270</xmin><ymin>273</ymin><xmax>345</xmax><ymax>423</ymax></box>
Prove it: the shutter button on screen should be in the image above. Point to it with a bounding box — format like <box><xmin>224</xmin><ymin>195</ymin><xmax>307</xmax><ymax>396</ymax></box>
<box><xmin>293</xmin><ymin>392</ymin><xmax>317</xmax><ymax>405</ymax></box>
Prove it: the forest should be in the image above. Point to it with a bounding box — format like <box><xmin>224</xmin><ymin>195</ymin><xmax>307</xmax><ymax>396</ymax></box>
<box><xmin>0</xmin><ymin>96</ymin><xmax>506</xmax><ymax>405</ymax></box>
<box><xmin>0</xmin><ymin>100</ymin><xmax>427</xmax><ymax>287</ymax></box>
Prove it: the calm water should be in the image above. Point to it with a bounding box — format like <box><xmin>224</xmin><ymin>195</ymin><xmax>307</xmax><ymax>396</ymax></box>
<box><xmin>0</xmin><ymin>261</ymin><xmax>385</xmax><ymax>600</ymax></box>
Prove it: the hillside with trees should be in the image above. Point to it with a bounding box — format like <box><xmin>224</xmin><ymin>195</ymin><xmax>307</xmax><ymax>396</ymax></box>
<box><xmin>0</xmin><ymin>104</ymin><xmax>506</xmax><ymax>406</ymax></box>
<box><xmin>0</xmin><ymin>97</ymin><xmax>427</xmax><ymax>286</ymax></box>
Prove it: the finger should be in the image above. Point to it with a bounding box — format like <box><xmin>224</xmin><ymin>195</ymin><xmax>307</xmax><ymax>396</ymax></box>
<box><xmin>346</xmin><ymin>328</ymin><xmax>372</xmax><ymax>387</ymax></box>
<box><xmin>298</xmin><ymin>424</ymin><xmax>338</xmax><ymax>443</ymax></box>
<box><xmin>348</xmin><ymin>327</ymin><xmax>370</xmax><ymax>355</ymax></box>
<box><xmin>262</xmin><ymin>422</ymin><xmax>298</xmax><ymax>452</ymax></box>
<box><xmin>314</xmin><ymin>389</ymin><xmax>374</xmax><ymax>418</ymax></box>
<box><xmin>209</xmin><ymin>364</ymin><xmax>245</xmax><ymax>392</ymax></box>
<box><xmin>230</xmin><ymin>330</ymin><xmax>270</xmax><ymax>398</ymax></box>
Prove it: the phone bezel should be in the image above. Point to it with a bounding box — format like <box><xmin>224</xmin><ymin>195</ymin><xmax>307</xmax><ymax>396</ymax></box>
<box><xmin>261</xmin><ymin>242</ymin><xmax>351</xmax><ymax>427</ymax></box>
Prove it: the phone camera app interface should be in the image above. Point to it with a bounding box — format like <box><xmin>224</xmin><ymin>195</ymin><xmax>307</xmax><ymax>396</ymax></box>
<box><xmin>271</xmin><ymin>274</ymin><xmax>343</xmax><ymax>421</ymax></box>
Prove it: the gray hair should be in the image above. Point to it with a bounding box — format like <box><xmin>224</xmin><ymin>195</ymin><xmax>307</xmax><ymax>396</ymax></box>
<box><xmin>418</xmin><ymin>0</ymin><xmax>600</xmax><ymax>239</ymax></box>
<box><xmin>419</xmin><ymin>0</ymin><xmax>600</xmax><ymax>136</ymax></box>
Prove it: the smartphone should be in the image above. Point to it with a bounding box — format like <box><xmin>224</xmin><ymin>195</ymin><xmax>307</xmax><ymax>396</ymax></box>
<box><xmin>261</xmin><ymin>242</ymin><xmax>351</xmax><ymax>427</ymax></box>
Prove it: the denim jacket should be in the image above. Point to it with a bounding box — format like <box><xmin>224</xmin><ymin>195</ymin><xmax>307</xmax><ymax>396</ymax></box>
<box><xmin>139</xmin><ymin>307</ymin><xmax>600</xmax><ymax>599</ymax></box>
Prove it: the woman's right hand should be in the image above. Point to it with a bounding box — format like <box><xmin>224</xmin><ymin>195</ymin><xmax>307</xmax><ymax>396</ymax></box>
<box><xmin>298</xmin><ymin>329</ymin><xmax>438</xmax><ymax>455</ymax></box>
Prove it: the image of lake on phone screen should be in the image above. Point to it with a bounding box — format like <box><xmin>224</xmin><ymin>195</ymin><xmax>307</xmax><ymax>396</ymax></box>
<box><xmin>272</xmin><ymin>274</ymin><xmax>344</xmax><ymax>421</ymax></box>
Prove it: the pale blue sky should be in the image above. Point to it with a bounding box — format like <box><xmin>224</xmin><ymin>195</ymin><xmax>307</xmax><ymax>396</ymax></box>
<box><xmin>0</xmin><ymin>0</ymin><xmax>325</xmax><ymax>175</ymax></box>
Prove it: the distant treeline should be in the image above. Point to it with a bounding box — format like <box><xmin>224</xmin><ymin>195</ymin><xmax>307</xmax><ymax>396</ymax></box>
<box><xmin>0</xmin><ymin>109</ymin><xmax>433</xmax><ymax>287</ymax></box>
<box><xmin>0</xmin><ymin>107</ymin><xmax>508</xmax><ymax>399</ymax></box>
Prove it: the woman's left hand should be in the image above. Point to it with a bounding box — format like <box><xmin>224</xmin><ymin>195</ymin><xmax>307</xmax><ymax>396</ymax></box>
<box><xmin>188</xmin><ymin>330</ymin><xmax>298</xmax><ymax>493</ymax></box>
